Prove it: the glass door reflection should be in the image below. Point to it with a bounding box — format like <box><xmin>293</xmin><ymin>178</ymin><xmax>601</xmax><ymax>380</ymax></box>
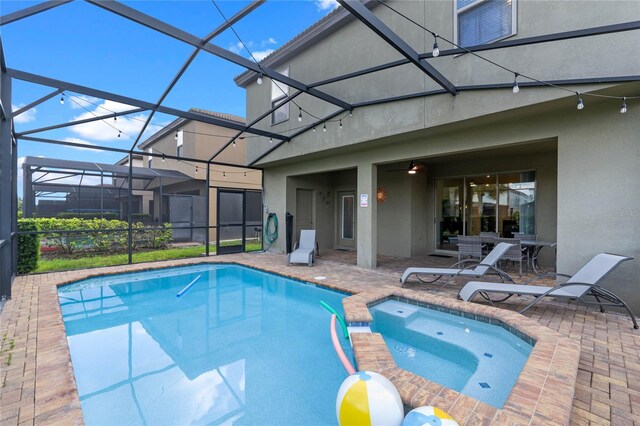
<box><xmin>436</xmin><ymin>178</ymin><xmax>464</xmax><ymax>250</ymax></box>
<box><xmin>465</xmin><ymin>175</ymin><xmax>497</xmax><ymax>236</ymax></box>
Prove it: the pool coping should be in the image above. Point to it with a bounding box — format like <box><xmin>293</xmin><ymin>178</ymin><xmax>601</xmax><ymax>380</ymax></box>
<box><xmin>343</xmin><ymin>288</ymin><xmax>581</xmax><ymax>425</ymax></box>
<box><xmin>1</xmin><ymin>256</ymin><xmax>580</xmax><ymax>425</ymax></box>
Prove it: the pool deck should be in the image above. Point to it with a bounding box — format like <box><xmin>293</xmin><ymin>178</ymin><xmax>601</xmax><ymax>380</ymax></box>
<box><xmin>1</xmin><ymin>251</ymin><xmax>639</xmax><ymax>425</ymax></box>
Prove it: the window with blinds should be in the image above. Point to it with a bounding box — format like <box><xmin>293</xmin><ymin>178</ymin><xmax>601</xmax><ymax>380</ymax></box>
<box><xmin>455</xmin><ymin>0</ymin><xmax>516</xmax><ymax>48</ymax></box>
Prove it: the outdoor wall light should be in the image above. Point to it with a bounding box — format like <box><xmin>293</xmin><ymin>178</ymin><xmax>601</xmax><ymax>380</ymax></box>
<box><xmin>376</xmin><ymin>187</ymin><xmax>388</xmax><ymax>203</ymax></box>
<box><xmin>408</xmin><ymin>160</ymin><xmax>417</xmax><ymax>175</ymax></box>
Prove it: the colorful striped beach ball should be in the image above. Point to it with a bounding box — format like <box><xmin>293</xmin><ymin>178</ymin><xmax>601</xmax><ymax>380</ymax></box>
<box><xmin>336</xmin><ymin>371</ymin><xmax>404</xmax><ymax>426</ymax></box>
<box><xmin>401</xmin><ymin>406</ymin><xmax>460</xmax><ymax>426</ymax></box>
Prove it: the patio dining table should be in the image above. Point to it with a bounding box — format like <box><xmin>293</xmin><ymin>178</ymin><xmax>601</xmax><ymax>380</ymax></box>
<box><xmin>521</xmin><ymin>240</ymin><xmax>556</xmax><ymax>273</ymax></box>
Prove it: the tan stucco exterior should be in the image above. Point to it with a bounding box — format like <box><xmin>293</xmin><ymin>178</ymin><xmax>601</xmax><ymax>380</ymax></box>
<box><xmin>237</xmin><ymin>0</ymin><xmax>640</xmax><ymax>310</ymax></box>
<box><xmin>139</xmin><ymin>117</ymin><xmax>262</xmax><ymax>242</ymax></box>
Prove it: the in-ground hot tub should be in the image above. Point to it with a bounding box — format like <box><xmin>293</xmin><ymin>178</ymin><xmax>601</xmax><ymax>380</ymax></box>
<box><xmin>369</xmin><ymin>299</ymin><xmax>533</xmax><ymax>408</ymax></box>
<box><xmin>342</xmin><ymin>289</ymin><xmax>581</xmax><ymax>424</ymax></box>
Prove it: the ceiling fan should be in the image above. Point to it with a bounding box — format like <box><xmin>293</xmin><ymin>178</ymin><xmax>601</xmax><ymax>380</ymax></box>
<box><xmin>386</xmin><ymin>160</ymin><xmax>421</xmax><ymax>174</ymax></box>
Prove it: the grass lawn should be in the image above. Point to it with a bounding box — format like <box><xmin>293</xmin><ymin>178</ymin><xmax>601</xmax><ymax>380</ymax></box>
<box><xmin>35</xmin><ymin>242</ymin><xmax>263</xmax><ymax>273</ymax></box>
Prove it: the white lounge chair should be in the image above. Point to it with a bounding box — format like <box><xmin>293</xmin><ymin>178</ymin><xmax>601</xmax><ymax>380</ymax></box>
<box><xmin>458</xmin><ymin>253</ymin><xmax>637</xmax><ymax>329</ymax></box>
<box><xmin>288</xmin><ymin>229</ymin><xmax>317</xmax><ymax>266</ymax></box>
<box><xmin>400</xmin><ymin>242</ymin><xmax>515</xmax><ymax>287</ymax></box>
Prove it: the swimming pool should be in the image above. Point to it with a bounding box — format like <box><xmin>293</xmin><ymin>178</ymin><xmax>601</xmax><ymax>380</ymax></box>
<box><xmin>370</xmin><ymin>300</ymin><xmax>533</xmax><ymax>408</ymax></box>
<box><xmin>58</xmin><ymin>264</ymin><xmax>349</xmax><ymax>425</ymax></box>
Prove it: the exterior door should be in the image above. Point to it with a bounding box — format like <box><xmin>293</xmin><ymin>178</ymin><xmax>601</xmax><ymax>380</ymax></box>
<box><xmin>295</xmin><ymin>189</ymin><xmax>314</xmax><ymax>243</ymax></box>
<box><xmin>217</xmin><ymin>190</ymin><xmax>244</xmax><ymax>254</ymax></box>
<box><xmin>337</xmin><ymin>191</ymin><xmax>356</xmax><ymax>249</ymax></box>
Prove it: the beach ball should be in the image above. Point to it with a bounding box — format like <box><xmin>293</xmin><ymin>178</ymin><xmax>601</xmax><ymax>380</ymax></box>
<box><xmin>402</xmin><ymin>406</ymin><xmax>459</xmax><ymax>426</ymax></box>
<box><xmin>336</xmin><ymin>371</ymin><xmax>404</xmax><ymax>426</ymax></box>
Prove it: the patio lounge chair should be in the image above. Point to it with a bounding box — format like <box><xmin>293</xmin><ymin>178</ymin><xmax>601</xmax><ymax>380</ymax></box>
<box><xmin>288</xmin><ymin>229</ymin><xmax>317</xmax><ymax>266</ymax></box>
<box><xmin>400</xmin><ymin>242</ymin><xmax>515</xmax><ymax>287</ymax></box>
<box><xmin>458</xmin><ymin>253</ymin><xmax>638</xmax><ymax>329</ymax></box>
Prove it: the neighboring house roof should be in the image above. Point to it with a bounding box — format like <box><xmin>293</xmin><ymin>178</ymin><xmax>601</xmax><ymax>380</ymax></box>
<box><xmin>138</xmin><ymin>108</ymin><xmax>245</xmax><ymax>150</ymax></box>
<box><xmin>115</xmin><ymin>154</ymin><xmax>143</xmax><ymax>166</ymax></box>
<box><xmin>234</xmin><ymin>1</ymin><xmax>377</xmax><ymax>88</ymax></box>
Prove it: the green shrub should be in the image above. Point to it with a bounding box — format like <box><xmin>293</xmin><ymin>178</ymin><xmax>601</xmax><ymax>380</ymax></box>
<box><xmin>86</xmin><ymin>219</ymin><xmax>129</xmax><ymax>252</ymax></box>
<box><xmin>37</xmin><ymin>217</ymin><xmax>88</xmax><ymax>255</ymax></box>
<box><xmin>56</xmin><ymin>212</ymin><xmax>119</xmax><ymax>220</ymax></box>
<box><xmin>132</xmin><ymin>223</ymin><xmax>172</xmax><ymax>249</ymax></box>
<box><xmin>17</xmin><ymin>219</ymin><xmax>39</xmax><ymax>274</ymax></box>
<box><xmin>34</xmin><ymin>217</ymin><xmax>172</xmax><ymax>254</ymax></box>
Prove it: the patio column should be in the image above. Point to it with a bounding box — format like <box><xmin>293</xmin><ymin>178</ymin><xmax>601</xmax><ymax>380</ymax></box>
<box><xmin>0</xmin><ymin>71</ymin><xmax>13</xmax><ymax>298</ymax></box>
<box><xmin>357</xmin><ymin>162</ymin><xmax>377</xmax><ymax>268</ymax></box>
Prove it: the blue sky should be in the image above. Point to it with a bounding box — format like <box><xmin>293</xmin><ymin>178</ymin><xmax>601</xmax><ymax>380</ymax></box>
<box><xmin>1</xmin><ymin>0</ymin><xmax>338</xmax><ymax>191</ymax></box>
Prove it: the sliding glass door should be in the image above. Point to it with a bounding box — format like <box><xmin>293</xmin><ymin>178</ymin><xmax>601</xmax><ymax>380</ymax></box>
<box><xmin>435</xmin><ymin>171</ymin><xmax>536</xmax><ymax>252</ymax></box>
<box><xmin>436</xmin><ymin>179</ymin><xmax>463</xmax><ymax>250</ymax></box>
<box><xmin>497</xmin><ymin>172</ymin><xmax>536</xmax><ymax>237</ymax></box>
<box><xmin>465</xmin><ymin>174</ymin><xmax>497</xmax><ymax>235</ymax></box>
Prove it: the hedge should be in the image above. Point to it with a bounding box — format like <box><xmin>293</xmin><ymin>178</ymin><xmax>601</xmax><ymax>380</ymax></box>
<box><xmin>56</xmin><ymin>212</ymin><xmax>119</xmax><ymax>220</ymax></box>
<box><xmin>36</xmin><ymin>218</ymin><xmax>172</xmax><ymax>254</ymax></box>
<box><xmin>17</xmin><ymin>219</ymin><xmax>39</xmax><ymax>274</ymax></box>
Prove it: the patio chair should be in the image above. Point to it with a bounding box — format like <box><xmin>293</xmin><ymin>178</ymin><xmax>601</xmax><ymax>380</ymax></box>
<box><xmin>288</xmin><ymin>229</ymin><xmax>317</xmax><ymax>266</ymax></box>
<box><xmin>458</xmin><ymin>253</ymin><xmax>638</xmax><ymax>329</ymax></box>
<box><xmin>457</xmin><ymin>235</ymin><xmax>483</xmax><ymax>261</ymax></box>
<box><xmin>400</xmin><ymin>242</ymin><xmax>515</xmax><ymax>287</ymax></box>
<box><xmin>494</xmin><ymin>237</ymin><xmax>528</xmax><ymax>277</ymax></box>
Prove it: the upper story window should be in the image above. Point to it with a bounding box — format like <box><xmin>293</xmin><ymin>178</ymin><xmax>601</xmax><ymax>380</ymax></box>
<box><xmin>176</xmin><ymin>130</ymin><xmax>184</xmax><ymax>158</ymax></box>
<box><xmin>271</xmin><ymin>67</ymin><xmax>289</xmax><ymax>125</ymax></box>
<box><xmin>147</xmin><ymin>148</ymin><xmax>152</xmax><ymax>168</ymax></box>
<box><xmin>455</xmin><ymin>0</ymin><xmax>516</xmax><ymax>48</ymax></box>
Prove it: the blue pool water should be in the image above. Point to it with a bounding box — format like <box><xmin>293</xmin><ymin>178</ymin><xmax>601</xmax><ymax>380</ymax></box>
<box><xmin>370</xmin><ymin>300</ymin><xmax>533</xmax><ymax>408</ymax></box>
<box><xmin>58</xmin><ymin>264</ymin><xmax>349</xmax><ymax>425</ymax></box>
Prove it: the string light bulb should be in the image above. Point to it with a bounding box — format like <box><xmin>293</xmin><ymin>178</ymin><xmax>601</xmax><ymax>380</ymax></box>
<box><xmin>432</xmin><ymin>34</ymin><xmax>440</xmax><ymax>57</ymax></box>
<box><xmin>257</xmin><ymin>73</ymin><xmax>263</xmax><ymax>85</ymax></box>
<box><xmin>298</xmin><ymin>108</ymin><xmax>302</xmax><ymax>122</ymax></box>
<box><xmin>620</xmin><ymin>97</ymin><xmax>627</xmax><ymax>114</ymax></box>
<box><xmin>576</xmin><ymin>93</ymin><xmax>584</xmax><ymax>110</ymax></box>
<box><xmin>195</xmin><ymin>166</ymin><xmax>198</xmax><ymax>174</ymax></box>
<box><xmin>269</xmin><ymin>137</ymin><xmax>273</xmax><ymax>143</ymax></box>
<box><xmin>114</xmin><ymin>115</ymin><xmax>117</xmax><ymax>122</ymax></box>
<box><xmin>323</xmin><ymin>122</ymin><xmax>326</xmax><ymax>132</ymax></box>
<box><xmin>117</xmin><ymin>131</ymin><xmax>121</xmax><ymax>138</ymax></box>
<box><xmin>162</xmin><ymin>154</ymin><xmax>165</xmax><ymax>162</ymax></box>
<box><xmin>313</xmin><ymin>126</ymin><xmax>316</xmax><ymax>132</ymax></box>
<box><xmin>244</xmin><ymin>172</ymin><xmax>247</xmax><ymax>177</ymax></box>
<box><xmin>223</xmin><ymin>171</ymin><xmax>226</xmax><ymax>178</ymax></box>
<box><xmin>512</xmin><ymin>73</ymin><xmax>519</xmax><ymax>94</ymax></box>
<box><xmin>339</xmin><ymin>119</ymin><xmax>343</xmax><ymax>129</ymax></box>
<box><xmin>60</xmin><ymin>94</ymin><xmax>64</xmax><ymax>105</ymax></box>
<box><xmin>232</xmin><ymin>140</ymin><xmax>236</xmax><ymax>148</ymax></box>
<box><xmin>349</xmin><ymin>110</ymin><xmax>353</xmax><ymax>117</ymax></box>
<box><xmin>175</xmin><ymin>130</ymin><xmax>179</xmax><ymax>140</ymax></box>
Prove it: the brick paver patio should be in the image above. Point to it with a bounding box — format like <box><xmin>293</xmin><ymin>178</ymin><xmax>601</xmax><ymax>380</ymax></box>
<box><xmin>1</xmin><ymin>251</ymin><xmax>638</xmax><ymax>425</ymax></box>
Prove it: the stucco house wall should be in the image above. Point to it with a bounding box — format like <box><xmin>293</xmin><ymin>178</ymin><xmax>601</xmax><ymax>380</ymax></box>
<box><xmin>236</xmin><ymin>0</ymin><xmax>640</xmax><ymax>310</ymax></box>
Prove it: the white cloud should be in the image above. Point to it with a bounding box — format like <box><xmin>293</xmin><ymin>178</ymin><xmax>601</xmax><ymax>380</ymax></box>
<box><xmin>252</xmin><ymin>49</ymin><xmax>274</xmax><ymax>61</ymax></box>
<box><xmin>68</xmin><ymin>95</ymin><xmax>100</xmax><ymax>110</ymax></box>
<box><xmin>68</xmin><ymin>99</ymin><xmax>148</xmax><ymax>142</ymax></box>
<box><xmin>228</xmin><ymin>41</ymin><xmax>246</xmax><ymax>54</ymax></box>
<box><xmin>262</xmin><ymin>37</ymin><xmax>277</xmax><ymax>46</ymax></box>
<box><xmin>12</xmin><ymin>104</ymin><xmax>37</xmax><ymax>124</ymax></box>
<box><xmin>316</xmin><ymin>0</ymin><xmax>339</xmax><ymax>11</ymax></box>
<box><xmin>229</xmin><ymin>38</ymin><xmax>277</xmax><ymax>61</ymax></box>
<box><xmin>63</xmin><ymin>137</ymin><xmax>96</xmax><ymax>151</ymax></box>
